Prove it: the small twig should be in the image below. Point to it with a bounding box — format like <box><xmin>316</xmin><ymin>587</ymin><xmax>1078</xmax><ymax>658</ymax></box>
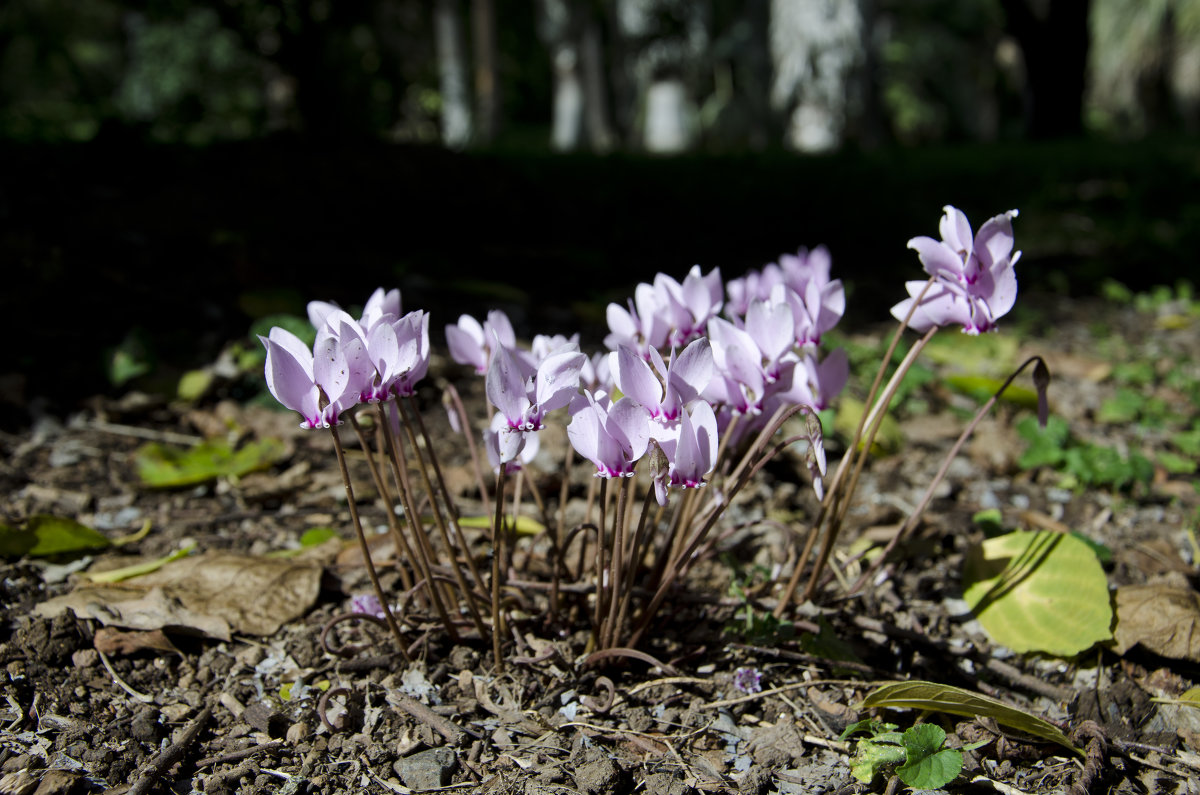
<box><xmin>700</xmin><ymin>679</ymin><xmax>860</xmax><ymax>710</ymax></box>
<box><xmin>97</xmin><ymin>647</ymin><xmax>154</xmax><ymax>703</ymax></box>
<box><xmin>128</xmin><ymin>705</ymin><xmax>212</xmax><ymax>795</ymax></box>
<box><xmin>195</xmin><ymin>740</ymin><xmax>288</xmax><ymax>769</ymax></box>
<box><xmin>388</xmin><ymin>693</ymin><xmax>468</xmax><ymax>746</ymax></box>
<box><xmin>88</xmin><ymin>420</ymin><xmax>203</xmax><ymax>446</ymax></box>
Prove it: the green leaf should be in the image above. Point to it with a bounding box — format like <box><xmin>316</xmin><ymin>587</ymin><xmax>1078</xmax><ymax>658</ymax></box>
<box><xmin>1112</xmin><ymin>361</ymin><xmax>1155</xmax><ymax>387</ymax></box>
<box><xmin>81</xmin><ymin>542</ymin><xmax>195</xmax><ymax>583</ymax></box>
<box><xmin>839</xmin><ymin>719</ymin><xmax>897</xmax><ymax>740</ymax></box>
<box><xmin>134</xmin><ymin>438</ymin><xmax>286</xmax><ymax>488</ymax></box>
<box><xmin>799</xmin><ymin>616</ymin><xmax>863</xmax><ymax>671</ymax></box>
<box><xmin>972</xmin><ymin>508</ymin><xmax>1005</xmax><ymax>537</ymax></box>
<box><xmin>835</xmin><ymin>396</ymin><xmax>904</xmax><ymax>455</ymax></box>
<box><xmin>924</xmin><ymin>333</ymin><xmax>1018</xmax><ymax>374</ymax></box>
<box><xmin>249</xmin><ymin>313</ymin><xmax>316</xmax><ymax>348</ymax></box>
<box><xmin>944</xmin><ymin>374</ymin><xmax>1038</xmax><ymax>408</ymax></box>
<box><xmin>1174</xmin><ymin>429</ymin><xmax>1200</xmax><ymax>457</ymax></box>
<box><xmin>895</xmin><ymin>724</ymin><xmax>962</xmax><ymax>789</ymax></box>
<box><xmin>1097</xmin><ymin>388</ymin><xmax>1145</xmax><ymax>424</ymax></box>
<box><xmin>1100</xmin><ymin>279</ymin><xmax>1134</xmax><ymax>304</ymax></box>
<box><xmin>1017</xmin><ymin>415</ymin><xmax>1069</xmax><ymax>469</ymax></box>
<box><xmin>456</xmin><ymin>514</ymin><xmax>546</xmax><ymax>536</ymax></box>
<box><xmin>962</xmin><ymin>530</ymin><xmax>1112</xmax><ymax>656</ymax></box>
<box><xmin>177</xmin><ymin>368</ymin><xmax>215</xmax><ymax>402</ymax></box>
<box><xmin>1158</xmin><ymin>451</ymin><xmax>1197</xmax><ymax>475</ymax></box>
<box><xmin>299</xmin><ymin>527</ymin><xmax>339</xmax><ymax>547</ymax></box>
<box><xmin>0</xmin><ymin>515</ymin><xmax>112</xmax><ymax>558</ymax></box>
<box><xmin>860</xmin><ymin>681</ymin><xmax>1081</xmax><ymax>754</ymax></box>
<box><xmin>848</xmin><ymin>738</ymin><xmax>907</xmax><ymax>783</ymax></box>
<box><xmin>1069</xmin><ymin>531</ymin><xmax>1113</xmax><ymax>565</ymax></box>
<box><xmin>898</xmin><ymin>746</ymin><xmax>963</xmax><ymax>789</ymax></box>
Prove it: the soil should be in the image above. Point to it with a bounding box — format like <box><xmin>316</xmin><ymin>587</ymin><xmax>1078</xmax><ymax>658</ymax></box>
<box><xmin>2</xmin><ymin>293</ymin><xmax>1200</xmax><ymax>794</ymax></box>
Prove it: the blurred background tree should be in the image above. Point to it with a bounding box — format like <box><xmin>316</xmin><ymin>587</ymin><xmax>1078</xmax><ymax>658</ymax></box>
<box><xmin>2</xmin><ymin>0</ymin><xmax>1197</xmax><ymax>148</ymax></box>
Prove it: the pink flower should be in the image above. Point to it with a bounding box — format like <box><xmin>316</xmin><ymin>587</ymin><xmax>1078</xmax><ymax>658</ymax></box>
<box><xmin>446</xmin><ymin>310</ymin><xmax>515</xmax><ymax>374</ymax></box>
<box><xmin>567</xmin><ymin>393</ymin><xmax>651</xmax><ymax>478</ymax></box>
<box><xmin>486</xmin><ymin>339</ymin><xmax>586</xmax><ymax>432</ymax></box>
<box><xmin>892</xmin><ymin>206</ymin><xmax>1020</xmax><ymax>335</ymax></box>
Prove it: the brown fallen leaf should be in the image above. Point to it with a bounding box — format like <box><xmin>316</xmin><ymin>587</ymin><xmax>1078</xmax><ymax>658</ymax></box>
<box><xmin>34</xmin><ymin>551</ymin><xmax>324</xmax><ymax>638</ymax></box>
<box><xmin>34</xmin><ymin>585</ymin><xmax>233</xmax><ymax>641</ymax></box>
<box><xmin>94</xmin><ymin>626</ymin><xmax>181</xmax><ymax>656</ymax></box>
<box><xmin>1113</xmin><ymin>584</ymin><xmax>1200</xmax><ymax>661</ymax></box>
<box><xmin>134</xmin><ymin>552</ymin><xmax>322</xmax><ymax>635</ymax></box>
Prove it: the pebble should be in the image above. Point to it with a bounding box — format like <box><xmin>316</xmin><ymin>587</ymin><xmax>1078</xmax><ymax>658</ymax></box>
<box><xmin>393</xmin><ymin>747</ymin><xmax>457</xmax><ymax>789</ymax></box>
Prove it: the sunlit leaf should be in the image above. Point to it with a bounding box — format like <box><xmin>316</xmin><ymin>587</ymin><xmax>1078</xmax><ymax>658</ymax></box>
<box><xmin>457</xmin><ymin>515</ymin><xmax>546</xmax><ymax>536</ymax></box>
<box><xmin>135</xmin><ymin>438</ymin><xmax>286</xmax><ymax>488</ymax></box>
<box><xmin>177</xmin><ymin>369</ymin><xmax>215</xmax><ymax>402</ymax></box>
<box><xmin>0</xmin><ymin>515</ymin><xmax>112</xmax><ymax>558</ymax></box>
<box><xmin>835</xmin><ymin>396</ymin><xmax>903</xmax><ymax>455</ymax></box>
<box><xmin>962</xmin><ymin>530</ymin><xmax>1112</xmax><ymax>656</ymax></box>
<box><xmin>897</xmin><ymin>724</ymin><xmax>962</xmax><ymax>789</ymax></box>
<box><xmin>300</xmin><ymin>527</ymin><xmax>339</xmax><ymax>547</ymax></box>
<box><xmin>82</xmin><ymin>542</ymin><xmax>196</xmax><ymax>583</ymax></box>
<box><xmin>860</xmin><ymin>680</ymin><xmax>1081</xmax><ymax>754</ymax></box>
<box><xmin>924</xmin><ymin>333</ymin><xmax>1017</xmax><ymax>374</ymax></box>
<box><xmin>944</xmin><ymin>374</ymin><xmax>1038</xmax><ymax>408</ymax></box>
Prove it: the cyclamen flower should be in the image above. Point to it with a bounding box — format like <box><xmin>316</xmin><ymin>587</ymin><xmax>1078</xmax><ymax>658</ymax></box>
<box><xmin>260</xmin><ymin>326</ymin><xmax>372</xmax><ymax>428</ymax></box>
<box><xmin>650</xmin><ymin>399</ymin><xmax>718</xmax><ymax>506</ymax></box>
<box><xmin>892</xmin><ymin>206</ymin><xmax>1020</xmax><ymax>335</ymax></box>
<box><xmin>483</xmin><ymin>412</ymin><xmax>539</xmax><ymax>472</ymax></box>
<box><xmin>567</xmin><ymin>393</ymin><xmax>651</xmax><ymax>478</ymax></box>
<box><xmin>486</xmin><ymin>340</ymin><xmax>586</xmax><ymax>433</ymax></box>
<box><xmin>605</xmin><ymin>266</ymin><xmax>723</xmax><ymax>354</ymax></box>
<box><xmin>446</xmin><ymin>310</ymin><xmax>516</xmax><ymax>374</ymax></box>
<box><xmin>609</xmin><ymin>337</ymin><xmax>714</xmax><ymax>424</ymax></box>
<box><xmin>308</xmin><ymin>287</ymin><xmax>402</xmax><ymax>335</ymax></box>
<box><xmin>733</xmin><ymin>666</ymin><xmax>762</xmax><ymax>694</ymax></box>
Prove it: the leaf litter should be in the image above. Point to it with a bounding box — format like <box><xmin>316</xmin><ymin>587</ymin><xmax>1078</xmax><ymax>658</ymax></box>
<box><xmin>1</xmin><ymin>294</ymin><xmax>1199</xmax><ymax>793</ymax></box>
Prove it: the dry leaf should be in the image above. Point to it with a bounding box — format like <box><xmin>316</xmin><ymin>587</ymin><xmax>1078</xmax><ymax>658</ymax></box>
<box><xmin>94</xmin><ymin>626</ymin><xmax>181</xmax><ymax>656</ymax></box>
<box><xmin>34</xmin><ymin>551</ymin><xmax>323</xmax><ymax>637</ymax></box>
<box><xmin>1114</xmin><ymin>584</ymin><xmax>1200</xmax><ymax>660</ymax></box>
<box><xmin>34</xmin><ymin>585</ymin><xmax>232</xmax><ymax>641</ymax></box>
<box><xmin>135</xmin><ymin>552</ymin><xmax>322</xmax><ymax>635</ymax></box>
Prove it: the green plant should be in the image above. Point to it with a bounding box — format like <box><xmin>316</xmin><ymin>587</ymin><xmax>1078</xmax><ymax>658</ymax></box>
<box><xmin>840</xmin><ymin>720</ymin><xmax>984</xmax><ymax>788</ymax></box>
<box><xmin>1017</xmin><ymin>416</ymin><xmax>1153</xmax><ymax>491</ymax></box>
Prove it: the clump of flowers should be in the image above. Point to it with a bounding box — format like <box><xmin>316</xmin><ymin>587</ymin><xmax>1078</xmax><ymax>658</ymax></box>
<box><xmin>260</xmin><ymin>205</ymin><xmax>1047</xmax><ymax>670</ymax></box>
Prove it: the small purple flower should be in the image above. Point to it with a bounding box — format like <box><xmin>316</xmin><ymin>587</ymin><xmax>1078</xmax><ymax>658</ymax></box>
<box><xmin>350</xmin><ymin>593</ymin><xmax>386</xmax><ymax>619</ymax></box>
<box><xmin>733</xmin><ymin>666</ymin><xmax>762</xmax><ymax>694</ymax></box>
<box><xmin>892</xmin><ymin>206</ymin><xmax>1020</xmax><ymax>335</ymax></box>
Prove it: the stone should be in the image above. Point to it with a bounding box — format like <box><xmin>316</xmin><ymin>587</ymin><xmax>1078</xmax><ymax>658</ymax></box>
<box><xmin>393</xmin><ymin>746</ymin><xmax>457</xmax><ymax>789</ymax></box>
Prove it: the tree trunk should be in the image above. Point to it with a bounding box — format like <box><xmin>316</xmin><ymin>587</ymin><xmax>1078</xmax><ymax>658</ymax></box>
<box><xmin>435</xmin><ymin>0</ymin><xmax>473</xmax><ymax>147</ymax></box>
<box><xmin>471</xmin><ymin>0</ymin><xmax>499</xmax><ymax>143</ymax></box>
<box><xmin>1001</xmin><ymin>0</ymin><xmax>1091</xmax><ymax>138</ymax></box>
<box><xmin>769</xmin><ymin>0</ymin><xmax>864</xmax><ymax>151</ymax></box>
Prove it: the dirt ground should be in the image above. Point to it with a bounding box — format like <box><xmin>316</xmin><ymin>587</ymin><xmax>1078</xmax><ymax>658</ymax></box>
<box><xmin>2</xmin><ymin>292</ymin><xmax>1200</xmax><ymax>794</ymax></box>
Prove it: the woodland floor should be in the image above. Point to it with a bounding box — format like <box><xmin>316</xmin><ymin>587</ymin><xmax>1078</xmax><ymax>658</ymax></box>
<box><xmin>2</xmin><ymin>291</ymin><xmax>1200</xmax><ymax>795</ymax></box>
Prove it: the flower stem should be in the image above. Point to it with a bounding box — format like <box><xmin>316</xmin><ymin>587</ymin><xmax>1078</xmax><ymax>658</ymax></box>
<box><xmin>329</xmin><ymin>425</ymin><xmax>410</xmax><ymax>662</ymax></box>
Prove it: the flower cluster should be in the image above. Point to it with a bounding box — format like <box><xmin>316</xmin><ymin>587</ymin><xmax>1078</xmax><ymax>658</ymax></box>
<box><xmin>891</xmin><ymin>205</ymin><xmax>1020</xmax><ymax>335</ymax></box>
<box><xmin>260</xmin><ymin>288</ymin><xmax>431</xmax><ymax>428</ymax></box>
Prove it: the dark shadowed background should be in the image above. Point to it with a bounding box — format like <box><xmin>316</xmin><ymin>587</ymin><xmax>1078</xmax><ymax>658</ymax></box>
<box><xmin>3</xmin><ymin>0</ymin><xmax>1200</xmax><ymax>413</ymax></box>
